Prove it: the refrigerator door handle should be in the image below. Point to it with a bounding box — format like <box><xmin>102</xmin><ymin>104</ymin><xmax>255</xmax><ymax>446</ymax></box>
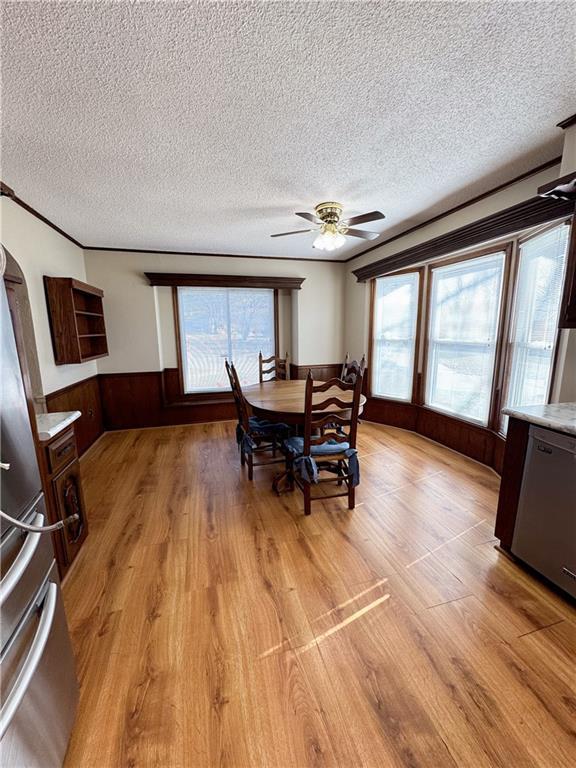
<box><xmin>0</xmin><ymin>514</ymin><xmax>45</xmax><ymax>605</ymax></box>
<box><xmin>0</xmin><ymin>582</ymin><xmax>58</xmax><ymax>740</ymax></box>
<box><xmin>0</xmin><ymin>509</ymin><xmax>79</xmax><ymax>534</ymax></box>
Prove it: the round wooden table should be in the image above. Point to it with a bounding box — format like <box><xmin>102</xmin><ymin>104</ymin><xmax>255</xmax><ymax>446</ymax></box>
<box><xmin>242</xmin><ymin>380</ymin><xmax>366</xmax><ymax>426</ymax></box>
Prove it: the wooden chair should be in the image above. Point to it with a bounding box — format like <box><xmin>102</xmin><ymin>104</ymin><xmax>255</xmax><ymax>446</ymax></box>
<box><xmin>259</xmin><ymin>351</ymin><xmax>289</xmax><ymax>382</ymax></box>
<box><xmin>283</xmin><ymin>370</ymin><xmax>363</xmax><ymax>515</ymax></box>
<box><xmin>341</xmin><ymin>353</ymin><xmax>366</xmax><ymax>384</ymax></box>
<box><xmin>225</xmin><ymin>360</ymin><xmax>289</xmax><ymax>480</ymax></box>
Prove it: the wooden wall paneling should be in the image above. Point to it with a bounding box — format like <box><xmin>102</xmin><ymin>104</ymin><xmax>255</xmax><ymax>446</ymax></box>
<box><xmin>45</xmin><ymin>376</ymin><xmax>104</xmax><ymax>455</ymax></box>
<box><xmin>99</xmin><ymin>370</ymin><xmax>236</xmax><ymax>431</ymax></box>
<box><xmin>416</xmin><ymin>407</ymin><xmax>495</xmax><ymax>466</ymax></box>
<box><xmin>494</xmin><ymin>417</ymin><xmax>530</xmax><ymax>548</ymax></box>
<box><xmin>289</xmin><ymin>363</ymin><xmax>342</xmax><ymax>381</ymax></box>
<box><xmin>363</xmin><ymin>398</ymin><xmax>418</xmax><ymax>431</ymax></box>
<box><xmin>99</xmin><ymin>371</ymin><xmax>163</xmax><ymax>430</ymax></box>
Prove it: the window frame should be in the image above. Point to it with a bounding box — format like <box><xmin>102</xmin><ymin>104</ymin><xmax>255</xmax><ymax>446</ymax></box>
<box><xmin>368</xmin><ymin>266</ymin><xmax>425</xmax><ymax>403</ymax></box>
<box><xmin>172</xmin><ymin>285</ymin><xmax>280</xmax><ymax>400</ymax></box>
<box><xmin>368</xmin><ymin>218</ymin><xmax>571</xmax><ymax>436</ymax></box>
<box><xmin>496</xmin><ymin>220</ymin><xmax>571</xmax><ymax>435</ymax></box>
<box><xmin>421</xmin><ymin>244</ymin><xmax>513</xmax><ymax>428</ymax></box>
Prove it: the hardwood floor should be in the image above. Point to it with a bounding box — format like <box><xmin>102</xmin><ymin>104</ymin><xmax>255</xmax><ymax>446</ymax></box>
<box><xmin>62</xmin><ymin>421</ymin><xmax>576</xmax><ymax>768</ymax></box>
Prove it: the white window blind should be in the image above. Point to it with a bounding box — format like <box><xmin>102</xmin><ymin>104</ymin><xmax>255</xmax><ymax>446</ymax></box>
<box><xmin>177</xmin><ymin>287</ymin><xmax>275</xmax><ymax>392</ymax></box>
<box><xmin>372</xmin><ymin>272</ymin><xmax>419</xmax><ymax>400</ymax></box>
<box><xmin>425</xmin><ymin>251</ymin><xmax>505</xmax><ymax>425</ymax></box>
<box><xmin>501</xmin><ymin>223</ymin><xmax>570</xmax><ymax>432</ymax></box>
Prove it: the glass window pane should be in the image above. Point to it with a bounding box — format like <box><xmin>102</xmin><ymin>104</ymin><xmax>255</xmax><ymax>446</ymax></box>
<box><xmin>177</xmin><ymin>287</ymin><xmax>275</xmax><ymax>392</ymax></box>
<box><xmin>425</xmin><ymin>251</ymin><xmax>505</xmax><ymax>425</ymax></box>
<box><xmin>372</xmin><ymin>272</ymin><xmax>419</xmax><ymax>400</ymax></box>
<box><xmin>501</xmin><ymin>223</ymin><xmax>570</xmax><ymax>433</ymax></box>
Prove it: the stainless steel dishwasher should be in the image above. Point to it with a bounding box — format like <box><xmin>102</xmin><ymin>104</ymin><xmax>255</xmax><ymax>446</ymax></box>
<box><xmin>511</xmin><ymin>425</ymin><xmax>576</xmax><ymax>599</ymax></box>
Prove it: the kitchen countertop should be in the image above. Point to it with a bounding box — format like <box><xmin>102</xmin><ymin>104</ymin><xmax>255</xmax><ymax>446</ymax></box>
<box><xmin>36</xmin><ymin>410</ymin><xmax>81</xmax><ymax>441</ymax></box>
<box><xmin>502</xmin><ymin>402</ymin><xmax>576</xmax><ymax>436</ymax></box>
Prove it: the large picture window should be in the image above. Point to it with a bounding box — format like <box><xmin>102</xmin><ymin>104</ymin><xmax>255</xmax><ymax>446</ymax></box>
<box><xmin>372</xmin><ymin>271</ymin><xmax>420</xmax><ymax>400</ymax></box>
<box><xmin>500</xmin><ymin>223</ymin><xmax>570</xmax><ymax>432</ymax></box>
<box><xmin>176</xmin><ymin>287</ymin><xmax>276</xmax><ymax>393</ymax></box>
<box><xmin>425</xmin><ymin>251</ymin><xmax>505</xmax><ymax>425</ymax></box>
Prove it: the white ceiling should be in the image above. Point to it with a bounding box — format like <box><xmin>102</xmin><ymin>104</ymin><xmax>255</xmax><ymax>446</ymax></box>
<box><xmin>1</xmin><ymin>1</ymin><xmax>574</xmax><ymax>261</ymax></box>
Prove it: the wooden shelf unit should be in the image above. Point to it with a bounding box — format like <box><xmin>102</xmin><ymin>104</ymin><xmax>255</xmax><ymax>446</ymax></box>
<box><xmin>44</xmin><ymin>277</ymin><xmax>109</xmax><ymax>364</ymax></box>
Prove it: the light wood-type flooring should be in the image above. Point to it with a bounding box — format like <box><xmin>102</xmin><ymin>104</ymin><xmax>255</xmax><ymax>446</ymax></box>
<box><xmin>62</xmin><ymin>421</ymin><xmax>576</xmax><ymax>768</ymax></box>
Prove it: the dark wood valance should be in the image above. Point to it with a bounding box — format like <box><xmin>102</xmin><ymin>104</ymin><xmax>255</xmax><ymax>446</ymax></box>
<box><xmin>144</xmin><ymin>273</ymin><xmax>305</xmax><ymax>289</ymax></box>
<box><xmin>538</xmin><ymin>171</ymin><xmax>576</xmax><ymax>202</ymax></box>
<box><xmin>352</xmin><ymin>195</ymin><xmax>574</xmax><ymax>282</ymax></box>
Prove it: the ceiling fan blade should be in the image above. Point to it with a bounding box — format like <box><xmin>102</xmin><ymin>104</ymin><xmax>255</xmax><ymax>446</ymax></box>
<box><xmin>345</xmin><ymin>228</ymin><xmax>380</xmax><ymax>240</ymax></box>
<box><xmin>344</xmin><ymin>210</ymin><xmax>385</xmax><ymax>226</ymax></box>
<box><xmin>295</xmin><ymin>211</ymin><xmax>322</xmax><ymax>224</ymax></box>
<box><xmin>270</xmin><ymin>229</ymin><xmax>312</xmax><ymax>238</ymax></box>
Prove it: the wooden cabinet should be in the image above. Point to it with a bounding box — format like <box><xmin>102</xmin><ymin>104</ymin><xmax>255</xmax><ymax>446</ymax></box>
<box><xmin>38</xmin><ymin>422</ymin><xmax>89</xmax><ymax>579</ymax></box>
<box><xmin>44</xmin><ymin>277</ymin><xmax>108</xmax><ymax>364</ymax></box>
<box><xmin>52</xmin><ymin>461</ymin><xmax>88</xmax><ymax>567</ymax></box>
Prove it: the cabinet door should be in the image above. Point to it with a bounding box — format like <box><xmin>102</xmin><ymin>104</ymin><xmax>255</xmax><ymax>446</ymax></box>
<box><xmin>52</xmin><ymin>460</ymin><xmax>88</xmax><ymax>566</ymax></box>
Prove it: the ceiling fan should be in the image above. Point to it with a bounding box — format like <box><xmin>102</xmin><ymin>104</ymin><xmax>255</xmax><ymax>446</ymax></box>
<box><xmin>270</xmin><ymin>202</ymin><xmax>385</xmax><ymax>252</ymax></box>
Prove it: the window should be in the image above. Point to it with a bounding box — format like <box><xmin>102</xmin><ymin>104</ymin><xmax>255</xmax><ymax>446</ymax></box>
<box><xmin>425</xmin><ymin>251</ymin><xmax>505</xmax><ymax>425</ymax></box>
<box><xmin>501</xmin><ymin>223</ymin><xmax>570</xmax><ymax>432</ymax></box>
<box><xmin>176</xmin><ymin>287</ymin><xmax>276</xmax><ymax>393</ymax></box>
<box><xmin>372</xmin><ymin>271</ymin><xmax>419</xmax><ymax>400</ymax></box>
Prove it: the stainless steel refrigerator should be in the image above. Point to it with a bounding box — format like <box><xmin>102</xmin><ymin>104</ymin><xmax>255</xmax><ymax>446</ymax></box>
<box><xmin>1</xmin><ymin>276</ymin><xmax>79</xmax><ymax>766</ymax></box>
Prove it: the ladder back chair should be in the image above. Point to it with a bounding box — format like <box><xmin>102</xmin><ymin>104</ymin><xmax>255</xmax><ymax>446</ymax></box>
<box><xmin>341</xmin><ymin>353</ymin><xmax>366</xmax><ymax>384</ymax></box>
<box><xmin>283</xmin><ymin>370</ymin><xmax>363</xmax><ymax>515</ymax></box>
<box><xmin>259</xmin><ymin>352</ymin><xmax>289</xmax><ymax>382</ymax></box>
<box><xmin>225</xmin><ymin>360</ymin><xmax>289</xmax><ymax>480</ymax></box>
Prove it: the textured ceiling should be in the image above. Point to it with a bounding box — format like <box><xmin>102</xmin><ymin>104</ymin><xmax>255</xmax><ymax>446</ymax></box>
<box><xmin>1</xmin><ymin>1</ymin><xmax>574</xmax><ymax>261</ymax></box>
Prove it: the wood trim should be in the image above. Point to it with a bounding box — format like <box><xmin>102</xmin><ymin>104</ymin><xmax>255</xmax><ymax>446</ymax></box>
<box><xmin>274</xmin><ymin>289</ymin><xmax>280</xmax><ymax>359</ymax></box>
<box><xmin>420</xmin><ymin>243</ymin><xmax>514</xmax><ymax>430</ymax></box>
<box><xmin>1</xmin><ymin>181</ymin><xmax>84</xmax><ymax>248</ymax></box>
<box><xmin>172</xmin><ymin>286</ymin><xmax>186</xmax><ymax>397</ymax></box>
<box><xmin>352</xmin><ymin>195</ymin><xmax>574</xmax><ymax>282</ymax></box>
<box><xmin>146</xmin><ymin>272</ymin><xmax>305</xmax><ymax>289</ymax></box>
<box><xmin>367</xmin><ymin>278</ymin><xmax>376</xmax><ymax>398</ymax></box>
<box><xmin>343</xmin><ymin>157</ymin><xmax>563</xmax><ymax>265</ymax></box>
<box><xmin>558</xmin><ymin>215</ymin><xmax>576</xmax><ymax>328</ymax></box>
<box><xmin>538</xmin><ymin>171</ymin><xmax>576</xmax><ymax>202</ymax></box>
<box><xmin>171</xmin><ymin>285</ymin><xmax>281</xmax><ymax>397</ymax></box>
<box><xmin>487</xmin><ymin>242</ymin><xmax>514</xmax><ymax>431</ymax></box>
<box><xmin>89</xmin><ymin>247</ymin><xmax>342</xmax><ymax>264</ymax></box>
<box><xmin>366</xmin><ymin>267</ymin><xmax>424</xmax><ymax>404</ymax></box>
<box><xmin>556</xmin><ymin>113</ymin><xmax>576</xmax><ymax>130</ymax></box>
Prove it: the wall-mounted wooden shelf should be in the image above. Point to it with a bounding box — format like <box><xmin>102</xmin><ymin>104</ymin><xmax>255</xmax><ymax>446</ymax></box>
<box><xmin>44</xmin><ymin>277</ymin><xmax>109</xmax><ymax>364</ymax></box>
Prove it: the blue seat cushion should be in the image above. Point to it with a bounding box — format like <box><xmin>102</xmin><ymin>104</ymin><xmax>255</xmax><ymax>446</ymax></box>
<box><xmin>284</xmin><ymin>436</ymin><xmax>349</xmax><ymax>456</ymax></box>
<box><xmin>249</xmin><ymin>416</ymin><xmax>291</xmax><ymax>436</ymax></box>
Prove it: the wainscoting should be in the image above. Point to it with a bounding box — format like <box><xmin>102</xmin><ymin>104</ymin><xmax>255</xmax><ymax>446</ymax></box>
<box><xmin>364</xmin><ymin>396</ymin><xmax>506</xmax><ymax>474</ymax></box>
<box><xmin>45</xmin><ymin>367</ymin><xmax>506</xmax><ymax>474</ymax></box>
<box><xmin>45</xmin><ymin>375</ymin><xmax>104</xmax><ymax>455</ymax></box>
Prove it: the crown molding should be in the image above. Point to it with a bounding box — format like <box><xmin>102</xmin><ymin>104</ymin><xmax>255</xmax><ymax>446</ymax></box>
<box><xmin>556</xmin><ymin>113</ymin><xmax>576</xmax><ymax>130</ymax></box>
<box><xmin>343</xmin><ymin>156</ymin><xmax>562</xmax><ymax>265</ymax></box>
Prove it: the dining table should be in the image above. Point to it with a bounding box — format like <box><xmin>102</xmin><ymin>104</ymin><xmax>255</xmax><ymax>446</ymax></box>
<box><xmin>242</xmin><ymin>379</ymin><xmax>367</xmax><ymax>426</ymax></box>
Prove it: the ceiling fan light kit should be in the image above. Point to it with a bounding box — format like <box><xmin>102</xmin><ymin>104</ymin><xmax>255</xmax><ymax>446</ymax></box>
<box><xmin>271</xmin><ymin>201</ymin><xmax>385</xmax><ymax>252</ymax></box>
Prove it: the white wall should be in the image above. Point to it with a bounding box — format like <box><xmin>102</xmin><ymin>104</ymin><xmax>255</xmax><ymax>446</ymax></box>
<box><xmin>0</xmin><ymin>197</ymin><xmax>98</xmax><ymax>394</ymax></box>
<box><xmin>83</xmin><ymin>250</ymin><xmax>345</xmax><ymax>373</ymax></box>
